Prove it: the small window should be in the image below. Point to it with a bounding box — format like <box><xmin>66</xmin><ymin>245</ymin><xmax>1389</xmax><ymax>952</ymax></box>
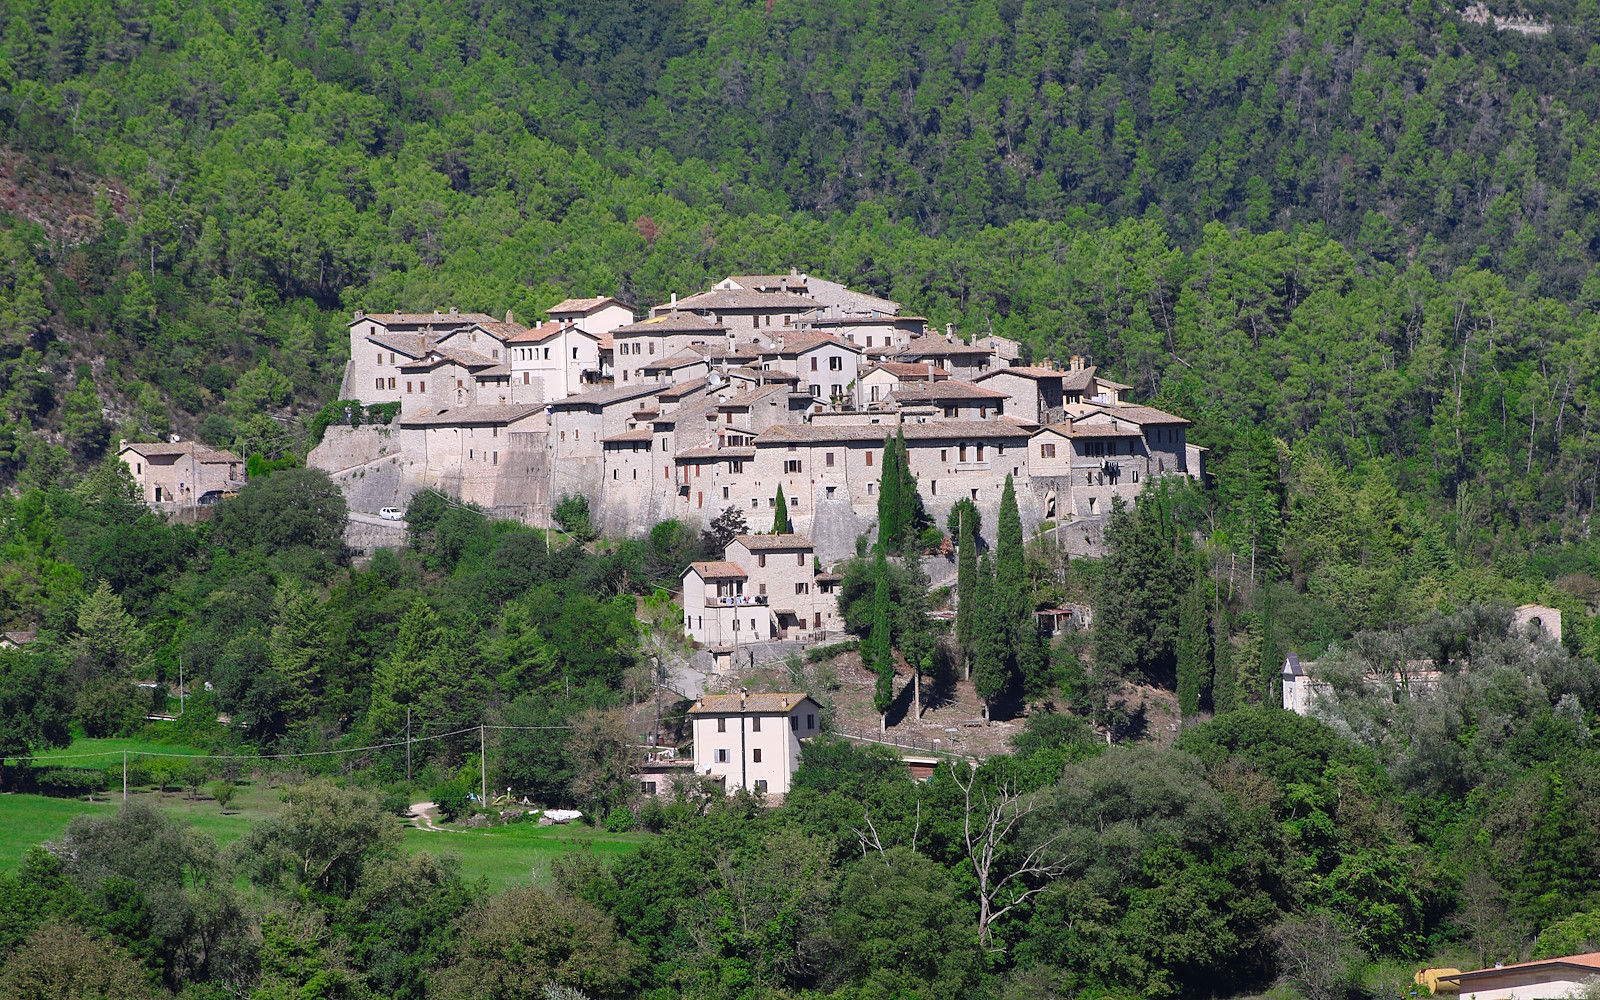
<box><xmin>1042</xmin><ymin>443</ymin><xmax>1056</xmax><ymax>458</ymax></box>
<box><xmin>717</xmin><ymin>718</ymin><xmax>726</xmax><ymax>733</ymax></box>
<box><xmin>829</xmin><ymin>356</ymin><xmax>842</xmax><ymax>371</ymax></box>
<box><xmin>807</xmin><ymin>714</ymin><xmax>815</xmax><ymax>730</ymax></box>
<box><xmin>931</xmin><ymin>480</ymin><xmax>937</xmax><ymax>495</ymax></box>
<box><xmin>826</xmin><ymin>452</ymin><xmax>835</xmax><ymax>467</ymax></box>
<box><xmin>752</xmin><ymin>749</ymin><xmax>763</xmax><ymax>763</ymax></box>
<box><xmin>785</xmin><ymin>460</ymin><xmax>801</xmax><ymax>473</ymax></box>
<box><xmin>573</xmin><ymin>347</ymin><xmax>579</xmax><ymax>360</ymax></box>
<box><xmin>795</xmin><ymin>582</ymin><xmax>808</xmax><ymax>594</ymax></box>
<box><xmin>759</xmin><ymin>553</ymin><xmax>767</xmax><ymax>567</ymax></box>
<box><xmin>866</xmin><ymin>451</ymin><xmax>874</xmax><ymax>467</ymax></box>
<box><xmin>790</xmin><ymin>716</ymin><xmax>799</xmax><ymax>731</ymax></box>
<box><xmin>715</xmin><ymin>748</ymin><xmax>730</xmax><ymax>763</ymax></box>
<box><xmin>753</xmin><ymin>716</ymin><xmax>762</xmax><ymax>732</ymax></box>
<box><xmin>810</xmin><ymin>357</ymin><xmax>819</xmax><ymax>371</ymax></box>
<box><xmin>640</xmin><ymin>781</ymin><xmax>657</xmax><ymax>795</ymax></box>
<box><xmin>723</xmin><ymin>487</ymin><xmax>730</xmax><ymax>499</ymax></box>
<box><xmin>755</xmin><ymin>779</ymin><xmax>768</xmax><ymax>792</ymax></box>
<box><xmin>375</xmin><ymin>378</ymin><xmax>384</xmax><ymax>390</ymax></box>
<box><xmin>796</xmin><ymin>552</ymin><xmax>804</xmax><ymax>566</ymax></box>
<box><xmin>976</xmin><ymin>444</ymin><xmax>984</xmax><ymax>461</ymax></box>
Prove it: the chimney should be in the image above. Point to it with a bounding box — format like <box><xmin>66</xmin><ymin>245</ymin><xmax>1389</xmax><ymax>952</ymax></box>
<box><xmin>1070</xmin><ymin>354</ymin><xmax>1084</xmax><ymax>372</ymax></box>
<box><xmin>670</xmin><ymin>292</ymin><xmax>677</xmax><ymax>307</ymax></box>
<box><xmin>118</xmin><ymin>438</ymin><xmax>127</xmax><ymax>450</ymax></box>
<box><xmin>945</xmin><ymin>323</ymin><xmax>954</xmax><ymax>343</ymax></box>
<box><xmin>354</xmin><ymin>309</ymin><xmax>364</xmax><ymax>320</ymax></box>
<box><xmin>505</xmin><ymin>309</ymin><xmax>514</xmax><ymax>324</ymax></box>
<box><xmin>739</xmin><ymin>688</ymin><xmax>748</xmax><ymax>712</ymax></box>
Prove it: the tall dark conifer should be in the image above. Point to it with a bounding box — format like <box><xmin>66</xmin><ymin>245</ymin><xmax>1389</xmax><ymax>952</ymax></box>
<box><xmin>1175</xmin><ymin>581</ymin><xmax>1207</xmax><ymax>721</ymax></box>
<box><xmin>955</xmin><ymin>501</ymin><xmax>978</xmax><ymax>678</ymax></box>
<box><xmin>876</xmin><ymin>434</ymin><xmax>901</xmax><ymax>552</ymax></box>
<box><xmin>971</xmin><ymin>553</ymin><xmax>1006</xmax><ymax>720</ymax></box>
<box><xmin>772</xmin><ymin>484</ymin><xmax>791</xmax><ymax>534</ymax></box>
<box><xmin>869</xmin><ymin>548</ymin><xmax>895</xmax><ymax>729</ymax></box>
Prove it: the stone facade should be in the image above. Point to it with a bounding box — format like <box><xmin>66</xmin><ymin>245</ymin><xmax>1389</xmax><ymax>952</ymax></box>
<box><xmin>120</xmin><ymin>440</ymin><xmax>244</xmax><ymax>505</ymax></box>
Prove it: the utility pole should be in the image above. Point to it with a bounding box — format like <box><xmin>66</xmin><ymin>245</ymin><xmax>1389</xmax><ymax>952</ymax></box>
<box><xmin>122</xmin><ymin>751</ymin><xmax>127</xmax><ymax>802</ymax></box>
<box><xmin>479</xmin><ymin>724</ymin><xmax>488</xmax><ymax>808</ymax></box>
<box><xmin>178</xmin><ymin>654</ymin><xmax>185</xmax><ymax>715</ymax></box>
<box><xmin>406</xmin><ymin>707</ymin><xmax>412</xmax><ymax>797</ymax></box>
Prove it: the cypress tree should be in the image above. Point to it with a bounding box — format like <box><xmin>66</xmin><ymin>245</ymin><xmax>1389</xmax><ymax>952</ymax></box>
<box><xmin>1212</xmin><ymin>609</ymin><xmax>1237</xmax><ymax>713</ymax></box>
<box><xmin>1175</xmin><ymin>581</ymin><xmax>1207</xmax><ymax>721</ymax></box>
<box><xmin>895</xmin><ymin>428</ymin><xmax>917</xmax><ymax>549</ymax></box>
<box><xmin>772</xmin><ymin>484</ymin><xmax>791</xmax><ymax>534</ymax></box>
<box><xmin>971</xmin><ymin>553</ymin><xmax>1007</xmax><ymax>720</ymax></box>
<box><xmin>876</xmin><ymin>434</ymin><xmax>901</xmax><ymax>552</ymax></box>
<box><xmin>996</xmin><ymin>473</ymin><xmax>1026</xmax><ymax>634</ymax></box>
<box><xmin>869</xmin><ymin>549</ymin><xmax>895</xmax><ymax>730</ymax></box>
<box><xmin>955</xmin><ymin>501</ymin><xmax>978</xmax><ymax>678</ymax></box>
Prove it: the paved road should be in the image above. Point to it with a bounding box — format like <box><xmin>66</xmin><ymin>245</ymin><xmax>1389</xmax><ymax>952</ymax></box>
<box><xmin>349</xmin><ymin>511</ymin><xmax>407</xmax><ymax>528</ymax></box>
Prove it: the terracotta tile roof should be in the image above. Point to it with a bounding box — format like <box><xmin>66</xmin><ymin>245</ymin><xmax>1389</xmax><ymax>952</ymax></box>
<box><xmin>548</xmin><ymin>296</ymin><xmax>627</xmax><ymax>315</ymax></box>
<box><xmin>400</xmin><ymin>347</ymin><xmax>498</xmax><ymax>370</ymax></box>
<box><xmin>755</xmin><ymin>416</ymin><xmax>1036</xmax><ymax>445</ymax></box>
<box><xmin>471</xmin><ymin>320</ymin><xmax>530</xmax><ymax>341</ymax></box>
<box><xmin>119</xmin><ymin>441</ymin><xmax>241</xmax><ymax>463</ymax></box>
<box><xmin>1442</xmin><ymin>953</ymin><xmax>1600</xmax><ymax>984</ymax></box>
<box><xmin>365</xmin><ymin>331</ymin><xmax>431</xmax><ymax>357</ymax></box>
<box><xmin>656</xmin><ymin>378</ymin><xmax>709</xmax><ymax>402</ymax></box>
<box><xmin>672</xmin><ymin>288</ymin><xmax>821</xmax><ymax>311</ymax></box>
<box><xmin>348</xmin><ymin>311</ymin><xmax>496</xmax><ymax>327</ymax></box>
<box><xmin>1060</xmin><ymin>367</ymin><xmax>1099</xmax><ymax>392</ymax></box>
<box><xmin>602</xmin><ymin>428</ymin><xmax>654</xmax><ymax>444</ymax></box>
<box><xmin>889</xmin><ymin>379</ymin><xmax>1010</xmax><ymax>402</ymax></box>
<box><xmin>507</xmin><ymin>320</ymin><xmax>568</xmax><ymax>344</ymax></box>
<box><xmin>1038</xmin><ymin>421</ymin><xmax>1144</xmax><ymax>439</ymax></box>
<box><xmin>734</xmin><ymin>533</ymin><xmax>814</xmax><ymax>551</ymax></box>
<box><xmin>685</xmin><ymin>560</ymin><xmax>748</xmax><ymax>580</ymax></box>
<box><xmin>548</xmin><ymin>383</ymin><xmax>662</xmax><ymax>408</ymax></box>
<box><xmin>864</xmin><ymin>361</ymin><xmax>949</xmax><ymax>380</ymax></box>
<box><xmin>724</xmin><ymin>274</ymin><xmax>808</xmax><ymax>291</ymax></box>
<box><xmin>978</xmin><ymin>366</ymin><xmax>1064</xmax><ymax>382</ymax></box>
<box><xmin>1097</xmin><ymin>403</ymin><xmax>1190</xmax><ymax>426</ymax></box>
<box><xmin>643</xmin><ymin>352</ymin><xmax>710</xmax><ymax>371</ymax></box>
<box><xmin>1096</xmin><ymin>377</ymin><xmax>1133</xmax><ymax>391</ymax></box>
<box><xmin>620</xmin><ymin>311</ymin><xmax>727</xmax><ymax>334</ymax></box>
<box><xmin>677</xmin><ymin>445</ymin><xmax>756</xmax><ymax>459</ymax></box>
<box><xmin>769</xmin><ymin>332</ymin><xmax>862</xmax><ymax>356</ymax></box>
<box><xmin>897</xmin><ymin>336</ymin><xmax>990</xmax><ymax>357</ymax></box>
<box><xmin>596</xmin><ymin>332</ymin><xmax>614</xmax><ymax>350</ymax></box>
<box><xmin>689</xmin><ymin>692</ymin><xmax>816</xmax><ymax>714</ymax></box>
<box><xmin>398</xmin><ymin>403</ymin><xmax>546</xmax><ymax>427</ymax></box>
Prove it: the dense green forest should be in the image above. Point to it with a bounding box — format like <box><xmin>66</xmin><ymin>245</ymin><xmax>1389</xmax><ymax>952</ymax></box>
<box><xmin>8</xmin><ymin>0</ymin><xmax>1600</xmax><ymax>995</ymax></box>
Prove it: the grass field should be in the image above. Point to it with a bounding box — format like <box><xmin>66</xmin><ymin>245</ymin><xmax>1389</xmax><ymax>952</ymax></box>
<box><xmin>0</xmin><ymin>786</ymin><xmax>649</xmax><ymax>891</ymax></box>
<box><xmin>25</xmin><ymin>735</ymin><xmax>214</xmax><ymax>765</ymax></box>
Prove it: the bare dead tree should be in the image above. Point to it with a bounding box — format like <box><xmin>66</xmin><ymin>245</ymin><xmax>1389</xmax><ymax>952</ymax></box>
<box><xmin>946</xmin><ymin>762</ymin><xmax>1071</xmax><ymax>950</ymax></box>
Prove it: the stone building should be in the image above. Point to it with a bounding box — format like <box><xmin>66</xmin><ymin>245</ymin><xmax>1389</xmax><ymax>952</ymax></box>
<box><xmin>119</xmin><ymin>440</ymin><xmax>244</xmax><ymax>505</ymax></box>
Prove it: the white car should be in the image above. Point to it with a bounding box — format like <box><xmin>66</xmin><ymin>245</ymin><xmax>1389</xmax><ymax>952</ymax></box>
<box><xmin>379</xmin><ymin>507</ymin><xmax>405</xmax><ymax>521</ymax></box>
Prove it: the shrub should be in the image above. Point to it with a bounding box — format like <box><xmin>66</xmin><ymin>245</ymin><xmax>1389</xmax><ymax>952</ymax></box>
<box><xmin>603</xmin><ymin>807</ymin><xmax>635</xmax><ymax>833</ymax></box>
<box><xmin>208</xmin><ymin>780</ymin><xmax>236</xmax><ymax>811</ymax></box>
<box><xmin>432</xmin><ymin>776</ymin><xmax>472</xmax><ymax>822</ymax></box>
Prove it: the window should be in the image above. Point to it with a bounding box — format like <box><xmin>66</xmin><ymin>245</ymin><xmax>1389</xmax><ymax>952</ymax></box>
<box><xmin>810</xmin><ymin>357</ymin><xmax>819</xmax><ymax>372</ymax></box>
<box><xmin>807</xmin><ymin>714</ymin><xmax>815</xmax><ymax>730</ymax></box>
<box><xmin>758</xmin><ymin>553</ymin><xmax>767</xmax><ymax>567</ymax></box>
<box><xmin>389</xmin><ymin>352</ymin><xmax>395</xmax><ymax>365</ymax></box>
<box><xmin>377</xmin><ymin>353</ymin><xmax>383</xmax><ymax>366</ymax></box>
<box><xmin>795</xmin><ymin>582</ymin><xmax>809</xmax><ymax>594</ymax></box>
<box><xmin>785</xmin><ymin>460</ymin><xmax>801</xmax><ymax>473</ymax></box>
<box><xmin>573</xmin><ymin>347</ymin><xmax>579</xmax><ymax>359</ymax></box>
<box><xmin>971</xmin><ymin>488</ymin><xmax>979</xmax><ymax>500</ymax></box>
<box><xmin>866</xmin><ymin>451</ymin><xmax>874</xmax><ymax>467</ymax></box>
<box><xmin>649</xmin><ymin>343</ymin><xmax>655</xmax><ymax>355</ymax></box>
<box><xmin>419</xmin><ymin>380</ymin><xmax>425</xmax><ymax>392</ymax></box>
<box><xmin>826</xmin><ymin>452</ymin><xmax>835</xmax><ymax>467</ymax></box>
<box><xmin>866</xmin><ymin>336</ymin><xmax>873</xmax><ymax>347</ymax></box>
<box><xmin>959</xmin><ymin>444</ymin><xmax>968</xmax><ymax>462</ymax></box>
<box><xmin>717</xmin><ymin>718</ymin><xmax>726</xmax><ymax>733</ymax></box>
<box><xmin>752</xmin><ymin>716</ymin><xmax>762</xmax><ymax>732</ymax></box>
<box><xmin>810</xmin><ymin>384</ymin><xmax>820</xmax><ymax>397</ymax></box>
<box><xmin>375</xmin><ymin>378</ymin><xmax>384</xmax><ymax>390</ymax></box>
<box><xmin>976</xmin><ymin>444</ymin><xmax>984</xmax><ymax>461</ymax></box>
<box><xmin>1088</xmin><ymin>497</ymin><xmax>1097</xmax><ymax>514</ymax></box>
<box><xmin>752</xmin><ymin>749</ymin><xmax>763</xmax><ymax>763</ymax></box>
<box><xmin>1041</xmin><ymin>443</ymin><xmax>1056</xmax><ymax>458</ymax></box>
<box><xmin>769</xmin><ymin>497</ymin><xmax>777</xmax><ymax>508</ymax></box>
<box><xmin>406</xmin><ymin>381</ymin><xmax>413</xmax><ymax>393</ymax></box>
<box><xmin>790</xmin><ymin>715</ymin><xmax>799</xmax><ymax>731</ymax></box>
<box><xmin>796</xmin><ymin>552</ymin><xmax>804</xmax><ymax>566</ymax></box>
<box><xmin>493</xmin><ymin>452</ymin><xmax>498</xmax><ymax>465</ymax></box>
<box><xmin>715</xmin><ymin>748</ymin><xmax>730</xmax><ymax>763</ymax></box>
<box><xmin>831</xmin><ymin>384</ymin><xmax>842</xmax><ymax>398</ymax></box>
<box><xmin>755</xmin><ymin>779</ymin><xmax>768</xmax><ymax>792</ymax></box>
<box><xmin>544</xmin><ymin>348</ymin><xmax>551</xmax><ymax>360</ymax></box>
<box><xmin>871</xmin><ymin>385</ymin><xmax>880</xmax><ymax>402</ymax></box>
<box><xmin>930</xmin><ymin>480</ymin><xmax>937</xmax><ymax>495</ymax></box>
<box><xmin>640</xmin><ymin>781</ymin><xmax>657</xmax><ymax>794</ymax></box>
<box><xmin>790</xmin><ymin>495</ymin><xmax>798</xmax><ymax>507</ymax></box>
<box><xmin>829</xmin><ymin>356</ymin><xmax>842</xmax><ymax>371</ymax></box>
<box><xmin>752</xmin><ymin>498</ymin><xmax>759</xmax><ymax>508</ymax></box>
<box><xmin>697</xmin><ymin>491</ymin><xmax>703</xmax><ymax>508</ymax></box>
<box><xmin>723</xmin><ymin>486</ymin><xmax>730</xmax><ymax>499</ymax></box>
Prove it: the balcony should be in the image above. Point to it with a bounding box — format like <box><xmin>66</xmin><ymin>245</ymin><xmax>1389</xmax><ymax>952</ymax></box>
<box><xmin>712</xmin><ymin>595</ymin><xmax>768</xmax><ymax>607</ymax></box>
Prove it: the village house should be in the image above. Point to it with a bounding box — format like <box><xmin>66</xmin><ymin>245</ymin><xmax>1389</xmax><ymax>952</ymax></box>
<box><xmin>897</xmin><ymin>330</ymin><xmax>1005</xmax><ymax>379</ymax></box>
<box><xmin>0</xmin><ymin>629</ymin><xmax>38</xmax><ymax>650</ymax></box>
<box><xmin>686</xmin><ymin>691</ymin><xmax>823</xmax><ymax>797</ymax></box>
<box><xmin>886</xmin><ymin>379</ymin><xmax>1010</xmax><ymax>419</ymax></box>
<box><xmin>507</xmin><ymin>320</ymin><xmax>604</xmax><ymax>402</ymax></box>
<box><xmin>1436</xmin><ymin>952</ymin><xmax>1600</xmax><ymax>1000</ymax></box>
<box><xmin>346</xmin><ymin>309</ymin><xmax>497</xmax><ymax>406</ymax></box>
<box><xmin>976</xmin><ymin>365</ymin><xmax>1066</xmax><ymax>424</ymax></box>
<box><xmin>119</xmin><ymin>440</ymin><xmax>244</xmax><ymax>506</ymax></box>
<box><xmin>724</xmin><ymin>534</ymin><xmax>835</xmax><ymax>636</ymax></box>
<box><xmin>545</xmin><ymin>295</ymin><xmax>635</xmax><ymax>336</ymax></box>
<box><xmin>857</xmin><ymin>361</ymin><xmax>949</xmax><ymax>407</ymax></box>
<box><xmin>613</xmin><ymin>312</ymin><xmax>727</xmax><ymax>383</ymax></box>
<box><xmin>652</xmin><ymin>286</ymin><xmax>822</xmax><ymax>334</ymax></box>
<box><xmin>757</xmin><ymin>333</ymin><xmax>864</xmax><ymax>404</ymax></box>
<box><xmin>399</xmin><ymin>346</ymin><xmax>505</xmax><ymax>413</ymax></box>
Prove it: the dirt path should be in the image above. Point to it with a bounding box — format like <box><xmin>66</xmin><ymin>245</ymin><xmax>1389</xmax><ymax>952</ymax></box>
<box><xmin>408</xmin><ymin>801</ymin><xmax>459</xmax><ymax>833</ymax></box>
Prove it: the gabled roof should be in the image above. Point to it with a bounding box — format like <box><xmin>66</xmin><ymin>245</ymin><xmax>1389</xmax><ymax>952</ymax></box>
<box><xmin>1060</xmin><ymin>367</ymin><xmax>1100</xmax><ymax>393</ymax></box>
<box><xmin>978</xmin><ymin>366</ymin><xmax>1064</xmax><ymax>383</ymax></box>
<box><xmin>685</xmin><ymin>560</ymin><xmax>748</xmax><ymax>580</ymax></box>
<box><xmin>897</xmin><ymin>336</ymin><xmax>990</xmax><ymax>358</ymax></box>
<box><xmin>722</xmin><ymin>274</ymin><xmax>809</xmax><ymax>292</ymax></box>
<box><xmin>547</xmin><ymin>383</ymin><xmax>662</xmax><ymax>409</ymax></box>
<box><xmin>889</xmin><ymin>380</ymin><xmax>1010</xmax><ymax>403</ymax></box>
<box><xmin>688</xmin><ymin>692</ymin><xmax>817</xmax><ymax>714</ymax></box>
<box><xmin>365</xmin><ymin>331</ymin><xmax>432</xmax><ymax>358</ymax></box>
<box><xmin>119</xmin><ymin>441</ymin><xmax>241</xmax><ymax>463</ymax></box>
<box><xmin>643</xmin><ymin>352</ymin><xmax>710</xmax><ymax>372</ymax></box>
<box><xmin>508</xmin><ymin>320</ymin><xmax>597</xmax><ymax>345</ymax></box>
<box><xmin>1095</xmin><ymin>403</ymin><xmax>1190</xmax><ymax>427</ymax></box>
<box><xmin>470</xmin><ymin>320</ymin><xmax>529</xmax><ymax>342</ymax></box>
<box><xmin>398</xmin><ymin>403</ymin><xmax>545</xmax><ymax>428</ymax></box>
<box><xmin>769</xmin><ymin>332</ymin><xmax>862</xmax><ymax>356</ymax></box>
<box><xmin>863</xmin><ymin>361</ymin><xmax>949</xmax><ymax>380</ymax></box>
<box><xmin>548</xmin><ymin>296</ymin><xmax>628</xmax><ymax>316</ymax></box>
<box><xmin>349</xmin><ymin>311</ymin><xmax>496</xmax><ymax>328</ymax></box>
<box><xmin>671</xmin><ymin>288</ymin><xmax>821</xmax><ymax>312</ymax></box>
<box><xmin>1282</xmin><ymin>652</ymin><xmax>1304</xmax><ymax>678</ymax></box>
<box><xmin>399</xmin><ymin>347</ymin><xmax>499</xmax><ymax>371</ymax></box>
<box><xmin>619</xmin><ymin>311</ymin><xmax>727</xmax><ymax>335</ymax></box>
<box><xmin>602</xmin><ymin>428</ymin><xmax>654</xmax><ymax>444</ymax></box>
<box><xmin>656</xmin><ymin>377</ymin><xmax>710</xmax><ymax>402</ymax></box>
<box><xmin>733</xmin><ymin>533</ymin><xmax>814</xmax><ymax>551</ymax></box>
<box><xmin>1038</xmin><ymin>421</ymin><xmax>1143</xmax><ymax>439</ymax></box>
<box><xmin>1441</xmin><ymin>953</ymin><xmax>1600</xmax><ymax>985</ymax></box>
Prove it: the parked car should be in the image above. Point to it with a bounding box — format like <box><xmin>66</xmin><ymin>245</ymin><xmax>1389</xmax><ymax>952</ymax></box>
<box><xmin>379</xmin><ymin>507</ymin><xmax>404</xmax><ymax>521</ymax></box>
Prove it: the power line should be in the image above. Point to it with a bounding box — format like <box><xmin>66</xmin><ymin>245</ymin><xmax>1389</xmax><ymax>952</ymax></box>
<box><xmin>17</xmin><ymin>724</ymin><xmax>577</xmax><ymax>765</ymax></box>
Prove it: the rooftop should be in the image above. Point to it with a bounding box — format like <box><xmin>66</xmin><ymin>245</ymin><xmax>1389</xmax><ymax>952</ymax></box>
<box><xmin>897</xmin><ymin>336</ymin><xmax>990</xmax><ymax>358</ymax></box>
<box><xmin>864</xmin><ymin>361</ymin><xmax>950</xmax><ymax>380</ymax></box>
<box><xmin>889</xmin><ymin>379</ymin><xmax>1010</xmax><ymax>402</ymax></box>
<box><xmin>119</xmin><ymin>441</ymin><xmax>242</xmax><ymax>463</ymax></box>
<box><xmin>1442</xmin><ymin>953</ymin><xmax>1600</xmax><ymax>984</ymax></box>
<box><xmin>733</xmin><ymin>533</ymin><xmax>814</xmax><ymax>551</ymax></box>
<box><xmin>643</xmin><ymin>352</ymin><xmax>710</xmax><ymax>371</ymax></box>
<box><xmin>619</xmin><ymin>311</ymin><xmax>727</xmax><ymax>334</ymax></box>
<box><xmin>688</xmin><ymin>692</ymin><xmax>816</xmax><ymax>714</ymax></box>
<box><xmin>398</xmin><ymin>403</ymin><xmax>545</xmax><ymax>427</ymax></box>
<box><xmin>349</xmin><ymin>310</ymin><xmax>496</xmax><ymax>328</ymax></box>
<box><xmin>685</xmin><ymin>560</ymin><xmax>748</xmax><ymax>580</ymax></box>
<box><xmin>672</xmin><ymin>288</ymin><xmax>821</xmax><ymax>312</ymax></box>
<box><xmin>978</xmin><ymin>366</ymin><xmax>1064</xmax><ymax>382</ymax></box>
<box><xmin>602</xmin><ymin>428</ymin><xmax>654</xmax><ymax>444</ymax></box>
<box><xmin>366</xmin><ymin>331</ymin><xmax>432</xmax><ymax>357</ymax></box>
<box><xmin>547</xmin><ymin>383</ymin><xmax>664</xmax><ymax>409</ymax></box>
<box><xmin>756</xmin><ymin>416</ymin><xmax>1036</xmax><ymax>445</ymax></box>
<box><xmin>548</xmin><ymin>296</ymin><xmax>628</xmax><ymax>316</ymax></box>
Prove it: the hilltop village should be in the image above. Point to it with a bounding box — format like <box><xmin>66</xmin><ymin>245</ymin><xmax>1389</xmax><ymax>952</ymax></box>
<box><xmin>311</xmin><ymin>272</ymin><xmax>1205</xmax><ymax>563</ymax></box>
